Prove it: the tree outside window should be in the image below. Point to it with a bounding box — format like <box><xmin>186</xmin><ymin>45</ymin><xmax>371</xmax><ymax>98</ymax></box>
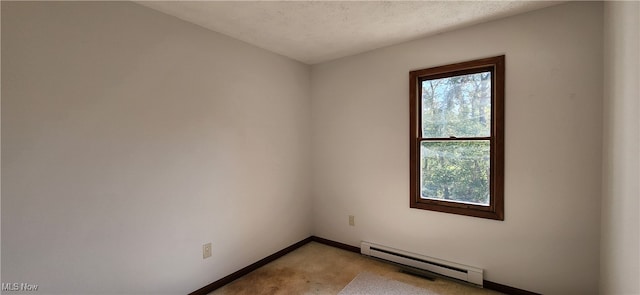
<box><xmin>410</xmin><ymin>56</ymin><xmax>504</xmax><ymax>220</ymax></box>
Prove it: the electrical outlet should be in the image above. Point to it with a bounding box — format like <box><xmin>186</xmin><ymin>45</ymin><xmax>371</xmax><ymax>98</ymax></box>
<box><xmin>349</xmin><ymin>215</ymin><xmax>355</xmax><ymax>226</ymax></box>
<box><xmin>203</xmin><ymin>243</ymin><xmax>212</xmax><ymax>259</ymax></box>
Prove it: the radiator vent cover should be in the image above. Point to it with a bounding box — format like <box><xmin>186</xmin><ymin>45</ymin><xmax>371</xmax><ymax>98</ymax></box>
<box><xmin>360</xmin><ymin>241</ymin><xmax>483</xmax><ymax>286</ymax></box>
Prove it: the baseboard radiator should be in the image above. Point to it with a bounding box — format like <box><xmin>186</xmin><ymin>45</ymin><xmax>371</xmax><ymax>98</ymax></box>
<box><xmin>360</xmin><ymin>241</ymin><xmax>483</xmax><ymax>286</ymax></box>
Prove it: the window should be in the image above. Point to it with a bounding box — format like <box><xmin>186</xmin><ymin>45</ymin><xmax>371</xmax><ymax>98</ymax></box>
<box><xmin>409</xmin><ymin>56</ymin><xmax>504</xmax><ymax>220</ymax></box>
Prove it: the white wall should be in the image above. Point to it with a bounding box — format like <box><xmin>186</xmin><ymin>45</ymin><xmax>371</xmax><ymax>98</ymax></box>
<box><xmin>311</xmin><ymin>2</ymin><xmax>602</xmax><ymax>294</ymax></box>
<box><xmin>601</xmin><ymin>2</ymin><xmax>640</xmax><ymax>294</ymax></box>
<box><xmin>1</xmin><ymin>2</ymin><xmax>311</xmax><ymax>294</ymax></box>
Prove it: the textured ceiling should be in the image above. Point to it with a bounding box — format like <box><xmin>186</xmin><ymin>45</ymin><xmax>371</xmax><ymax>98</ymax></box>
<box><xmin>137</xmin><ymin>1</ymin><xmax>562</xmax><ymax>65</ymax></box>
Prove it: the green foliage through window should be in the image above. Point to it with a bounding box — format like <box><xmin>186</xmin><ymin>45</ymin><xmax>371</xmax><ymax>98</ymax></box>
<box><xmin>410</xmin><ymin>55</ymin><xmax>504</xmax><ymax>220</ymax></box>
<box><xmin>420</xmin><ymin>71</ymin><xmax>492</xmax><ymax>206</ymax></box>
<box><xmin>420</xmin><ymin>141</ymin><xmax>490</xmax><ymax>205</ymax></box>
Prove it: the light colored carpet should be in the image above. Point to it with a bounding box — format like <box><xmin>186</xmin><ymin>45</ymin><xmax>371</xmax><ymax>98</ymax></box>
<box><xmin>209</xmin><ymin>242</ymin><xmax>502</xmax><ymax>295</ymax></box>
<box><xmin>338</xmin><ymin>272</ymin><xmax>431</xmax><ymax>295</ymax></box>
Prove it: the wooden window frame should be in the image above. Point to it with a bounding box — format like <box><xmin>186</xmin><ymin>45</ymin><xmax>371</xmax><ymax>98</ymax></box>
<box><xmin>409</xmin><ymin>55</ymin><xmax>505</xmax><ymax>220</ymax></box>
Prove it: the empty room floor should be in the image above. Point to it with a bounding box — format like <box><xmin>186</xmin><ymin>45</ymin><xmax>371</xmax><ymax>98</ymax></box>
<box><xmin>208</xmin><ymin>242</ymin><xmax>502</xmax><ymax>295</ymax></box>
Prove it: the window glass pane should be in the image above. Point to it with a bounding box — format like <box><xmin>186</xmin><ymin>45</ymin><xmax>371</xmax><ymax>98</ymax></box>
<box><xmin>421</xmin><ymin>72</ymin><xmax>491</xmax><ymax>138</ymax></box>
<box><xmin>420</xmin><ymin>140</ymin><xmax>490</xmax><ymax>206</ymax></box>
